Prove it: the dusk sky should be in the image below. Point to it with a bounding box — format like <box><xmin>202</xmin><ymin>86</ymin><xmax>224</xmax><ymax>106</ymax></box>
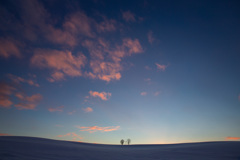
<box><xmin>0</xmin><ymin>0</ymin><xmax>240</xmax><ymax>144</ymax></box>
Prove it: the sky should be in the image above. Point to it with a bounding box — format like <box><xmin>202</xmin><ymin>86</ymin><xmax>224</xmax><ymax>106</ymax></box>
<box><xmin>0</xmin><ymin>0</ymin><xmax>240</xmax><ymax>144</ymax></box>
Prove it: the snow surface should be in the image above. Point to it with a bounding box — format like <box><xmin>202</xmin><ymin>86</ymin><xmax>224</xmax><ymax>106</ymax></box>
<box><xmin>0</xmin><ymin>136</ymin><xmax>240</xmax><ymax>160</ymax></box>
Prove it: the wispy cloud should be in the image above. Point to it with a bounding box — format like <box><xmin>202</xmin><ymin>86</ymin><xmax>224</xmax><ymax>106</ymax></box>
<box><xmin>147</xmin><ymin>31</ymin><xmax>155</xmax><ymax>44</ymax></box>
<box><xmin>48</xmin><ymin>106</ymin><xmax>64</xmax><ymax>112</ymax></box>
<box><xmin>68</xmin><ymin>110</ymin><xmax>76</xmax><ymax>115</ymax></box>
<box><xmin>0</xmin><ymin>82</ymin><xmax>42</xmax><ymax>110</ymax></box>
<box><xmin>31</xmin><ymin>49</ymin><xmax>86</xmax><ymax>82</ymax></box>
<box><xmin>8</xmin><ymin>74</ymin><xmax>39</xmax><ymax>87</ymax></box>
<box><xmin>122</xmin><ymin>11</ymin><xmax>136</xmax><ymax>22</ymax></box>
<box><xmin>141</xmin><ymin>92</ymin><xmax>147</xmax><ymax>96</ymax></box>
<box><xmin>225</xmin><ymin>137</ymin><xmax>240</xmax><ymax>140</ymax></box>
<box><xmin>76</xmin><ymin>125</ymin><xmax>120</xmax><ymax>133</ymax></box>
<box><xmin>0</xmin><ymin>82</ymin><xmax>15</xmax><ymax>108</ymax></box>
<box><xmin>0</xmin><ymin>38</ymin><xmax>21</xmax><ymax>58</ymax></box>
<box><xmin>57</xmin><ymin>132</ymin><xmax>83</xmax><ymax>141</ymax></box>
<box><xmin>84</xmin><ymin>38</ymin><xmax>143</xmax><ymax>82</ymax></box>
<box><xmin>0</xmin><ymin>133</ymin><xmax>11</xmax><ymax>136</ymax></box>
<box><xmin>154</xmin><ymin>91</ymin><xmax>161</xmax><ymax>96</ymax></box>
<box><xmin>55</xmin><ymin>124</ymin><xmax>63</xmax><ymax>127</ymax></box>
<box><xmin>14</xmin><ymin>93</ymin><xmax>42</xmax><ymax>110</ymax></box>
<box><xmin>89</xmin><ymin>91</ymin><xmax>111</xmax><ymax>101</ymax></box>
<box><xmin>156</xmin><ymin>63</ymin><xmax>167</xmax><ymax>71</ymax></box>
<box><xmin>83</xmin><ymin>107</ymin><xmax>93</xmax><ymax>113</ymax></box>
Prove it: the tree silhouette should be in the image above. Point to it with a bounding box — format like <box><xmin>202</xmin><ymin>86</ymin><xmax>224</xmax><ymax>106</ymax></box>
<box><xmin>127</xmin><ymin>138</ymin><xmax>131</xmax><ymax>145</ymax></box>
<box><xmin>120</xmin><ymin>139</ymin><xmax>124</xmax><ymax>145</ymax></box>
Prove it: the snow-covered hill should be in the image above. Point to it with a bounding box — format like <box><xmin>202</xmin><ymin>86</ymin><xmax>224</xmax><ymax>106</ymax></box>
<box><xmin>0</xmin><ymin>136</ymin><xmax>240</xmax><ymax>160</ymax></box>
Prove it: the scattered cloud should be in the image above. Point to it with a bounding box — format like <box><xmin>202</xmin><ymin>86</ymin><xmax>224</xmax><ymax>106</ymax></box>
<box><xmin>83</xmin><ymin>107</ymin><xmax>93</xmax><ymax>113</ymax></box>
<box><xmin>8</xmin><ymin>74</ymin><xmax>39</xmax><ymax>87</ymax></box>
<box><xmin>225</xmin><ymin>137</ymin><xmax>240</xmax><ymax>140</ymax></box>
<box><xmin>48</xmin><ymin>106</ymin><xmax>64</xmax><ymax>112</ymax></box>
<box><xmin>55</xmin><ymin>124</ymin><xmax>63</xmax><ymax>127</ymax></box>
<box><xmin>89</xmin><ymin>91</ymin><xmax>111</xmax><ymax>101</ymax></box>
<box><xmin>96</xmin><ymin>18</ymin><xmax>116</xmax><ymax>32</ymax></box>
<box><xmin>154</xmin><ymin>91</ymin><xmax>161</xmax><ymax>96</ymax></box>
<box><xmin>31</xmin><ymin>49</ymin><xmax>87</xmax><ymax>82</ymax></box>
<box><xmin>122</xmin><ymin>11</ymin><xmax>136</xmax><ymax>22</ymax></box>
<box><xmin>84</xmin><ymin>38</ymin><xmax>143</xmax><ymax>82</ymax></box>
<box><xmin>14</xmin><ymin>93</ymin><xmax>42</xmax><ymax>110</ymax></box>
<box><xmin>57</xmin><ymin>132</ymin><xmax>83</xmax><ymax>141</ymax></box>
<box><xmin>156</xmin><ymin>63</ymin><xmax>167</xmax><ymax>71</ymax></box>
<box><xmin>0</xmin><ymin>38</ymin><xmax>21</xmax><ymax>58</ymax></box>
<box><xmin>144</xmin><ymin>78</ymin><xmax>151</xmax><ymax>85</ymax></box>
<box><xmin>145</xmin><ymin>66</ymin><xmax>151</xmax><ymax>70</ymax></box>
<box><xmin>140</xmin><ymin>92</ymin><xmax>147</xmax><ymax>96</ymax></box>
<box><xmin>147</xmin><ymin>31</ymin><xmax>155</xmax><ymax>44</ymax></box>
<box><xmin>76</xmin><ymin>125</ymin><xmax>120</xmax><ymax>133</ymax></box>
<box><xmin>68</xmin><ymin>110</ymin><xmax>76</xmax><ymax>115</ymax></box>
<box><xmin>0</xmin><ymin>133</ymin><xmax>11</xmax><ymax>136</ymax></box>
<box><xmin>0</xmin><ymin>82</ymin><xmax>42</xmax><ymax>110</ymax></box>
<box><xmin>0</xmin><ymin>82</ymin><xmax>15</xmax><ymax>108</ymax></box>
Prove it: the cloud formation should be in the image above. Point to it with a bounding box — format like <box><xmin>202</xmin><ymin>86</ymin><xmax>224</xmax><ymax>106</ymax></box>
<box><xmin>89</xmin><ymin>91</ymin><xmax>111</xmax><ymax>101</ymax></box>
<box><xmin>0</xmin><ymin>82</ymin><xmax>15</xmax><ymax>108</ymax></box>
<box><xmin>57</xmin><ymin>132</ymin><xmax>83</xmax><ymax>141</ymax></box>
<box><xmin>147</xmin><ymin>31</ymin><xmax>155</xmax><ymax>44</ymax></box>
<box><xmin>156</xmin><ymin>63</ymin><xmax>167</xmax><ymax>71</ymax></box>
<box><xmin>0</xmin><ymin>133</ymin><xmax>11</xmax><ymax>136</ymax></box>
<box><xmin>76</xmin><ymin>125</ymin><xmax>120</xmax><ymax>133</ymax></box>
<box><xmin>8</xmin><ymin>74</ymin><xmax>39</xmax><ymax>87</ymax></box>
<box><xmin>48</xmin><ymin>106</ymin><xmax>64</xmax><ymax>112</ymax></box>
<box><xmin>31</xmin><ymin>49</ymin><xmax>86</xmax><ymax>82</ymax></box>
<box><xmin>83</xmin><ymin>107</ymin><xmax>93</xmax><ymax>113</ymax></box>
<box><xmin>122</xmin><ymin>11</ymin><xmax>136</xmax><ymax>22</ymax></box>
<box><xmin>0</xmin><ymin>38</ymin><xmax>21</xmax><ymax>58</ymax></box>
<box><xmin>14</xmin><ymin>93</ymin><xmax>42</xmax><ymax>110</ymax></box>
<box><xmin>84</xmin><ymin>38</ymin><xmax>143</xmax><ymax>82</ymax></box>
<box><xmin>225</xmin><ymin>137</ymin><xmax>240</xmax><ymax>140</ymax></box>
<box><xmin>0</xmin><ymin>82</ymin><xmax>42</xmax><ymax>110</ymax></box>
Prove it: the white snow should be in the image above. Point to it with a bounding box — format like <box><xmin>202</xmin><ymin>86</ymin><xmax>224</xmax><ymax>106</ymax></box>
<box><xmin>0</xmin><ymin>136</ymin><xmax>240</xmax><ymax>160</ymax></box>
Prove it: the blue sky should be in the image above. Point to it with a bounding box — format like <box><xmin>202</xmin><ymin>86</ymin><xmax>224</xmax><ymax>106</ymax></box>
<box><xmin>0</xmin><ymin>0</ymin><xmax>240</xmax><ymax>144</ymax></box>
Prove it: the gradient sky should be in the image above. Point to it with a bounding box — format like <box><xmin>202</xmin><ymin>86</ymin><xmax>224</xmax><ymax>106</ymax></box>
<box><xmin>0</xmin><ymin>0</ymin><xmax>240</xmax><ymax>144</ymax></box>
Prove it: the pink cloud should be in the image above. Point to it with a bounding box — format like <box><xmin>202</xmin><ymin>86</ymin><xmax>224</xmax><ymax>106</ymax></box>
<box><xmin>0</xmin><ymin>82</ymin><xmax>15</xmax><ymax>108</ymax></box>
<box><xmin>57</xmin><ymin>132</ymin><xmax>83</xmax><ymax>141</ymax></box>
<box><xmin>55</xmin><ymin>124</ymin><xmax>63</xmax><ymax>127</ymax></box>
<box><xmin>68</xmin><ymin>110</ymin><xmax>76</xmax><ymax>115</ymax></box>
<box><xmin>147</xmin><ymin>31</ymin><xmax>155</xmax><ymax>44</ymax></box>
<box><xmin>122</xmin><ymin>11</ymin><xmax>136</xmax><ymax>22</ymax></box>
<box><xmin>31</xmin><ymin>49</ymin><xmax>87</xmax><ymax>82</ymax></box>
<box><xmin>63</xmin><ymin>12</ymin><xmax>94</xmax><ymax>38</ymax></box>
<box><xmin>83</xmin><ymin>107</ymin><xmax>93</xmax><ymax>113</ymax></box>
<box><xmin>0</xmin><ymin>38</ymin><xmax>21</xmax><ymax>58</ymax></box>
<box><xmin>89</xmin><ymin>91</ymin><xmax>111</xmax><ymax>101</ymax></box>
<box><xmin>0</xmin><ymin>133</ymin><xmax>11</xmax><ymax>136</ymax></box>
<box><xmin>83</xmin><ymin>38</ymin><xmax>142</xmax><ymax>82</ymax></box>
<box><xmin>145</xmin><ymin>66</ymin><xmax>151</xmax><ymax>70</ymax></box>
<box><xmin>14</xmin><ymin>93</ymin><xmax>42</xmax><ymax>110</ymax></box>
<box><xmin>225</xmin><ymin>137</ymin><xmax>240</xmax><ymax>140</ymax></box>
<box><xmin>8</xmin><ymin>74</ymin><xmax>39</xmax><ymax>87</ymax></box>
<box><xmin>141</xmin><ymin>92</ymin><xmax>147</xmax><ymax>96</ymax></box>
<box><xmin>97</xmin><ymin>18</ymin><xmax>116</xmax><ymax>32</ymax></box>
<box><xmin>156</xmin><ymin>63</ymin><xmax>167</xmax><ymax>71</ymax></box>
<box><xmin>154</xmin><ymin>91</ymin><xmax>161</xmax><ymax>96</ymax></box>
<box><xmin>76</xmin><ymin>125</ymin><xmax>120</xmax><ymax>133</ymax></box>
<box><xmin>48</xmin><ymin>106</ymin><xmax>64</xmax><ymax>112</ymax></box>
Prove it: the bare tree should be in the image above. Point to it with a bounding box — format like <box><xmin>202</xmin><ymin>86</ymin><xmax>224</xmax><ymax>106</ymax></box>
<box><xmin>120</xmin><ymin>139</ymin><xmax>124</xmax><ymax>145</ymax></box>
<box><xmin>127</xmin><ymin>138</ymin><xmax>131</xmax><ymax>145</ymax></box>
